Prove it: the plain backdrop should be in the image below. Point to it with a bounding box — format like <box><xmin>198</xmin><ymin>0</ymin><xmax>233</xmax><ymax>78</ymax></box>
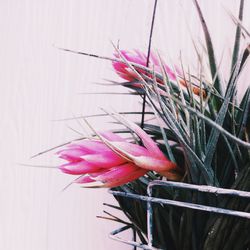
<box><xmin>0</xmin><ymin>0</ymin><xmax>249</xmax><ymax>250</ymax></box>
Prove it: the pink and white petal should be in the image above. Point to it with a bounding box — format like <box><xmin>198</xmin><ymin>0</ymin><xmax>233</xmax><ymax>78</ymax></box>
<box><xmin>92</xmin><ymin>138</ymin><xmax>137</xmax><ymax>163</ymax></box>
<box><xmin>69</xmin><ymin>140</ymin><xmax>111</xmax><ymax>153</ymax></box>
<box><xmin>75</xmin><ymin>171</ymin><xmax>108</xmax><ymax>188</ymax></box>
<box><xmin>81</xmin><ymin>151</ymin><xmax>126</xmax><ymax>168</ymax></box>
<box><xmin>59</xmin><ymin>160</ymin><xmax>101</xmax><ymax>175</ymax></box>
<box><xmin>93</xmin><ymin>136</ymin><xmax>160</xmax><ymax>166</ymax></box>
<box><xmin>94</xmin><ymin>163</ymin><xmax>138</xmax><ymax>182</ymax></box>
<box><xmin>109</xmin><ymin>141</ymin><xmax>149</xmax><ymax>157</ymax></box>
<box><xmin>132</xmin><ymin>155</ymin><xmax>177</xmax><ymax>172</ymax></box>
<box><xmin>103</xmin><ymin>170</ymin><xmax>147</xmax><ymax>187</ymax></box>
<box><xmin>112</xmin><ymin>62</ymin><xmax>128</xmax><ymax>74</ymax></box>
<box><xmin>120</xmin><ymin>50</ymin><xmax>145</xmax><ymax>65</ymax></box>
<box><xmin>93</xmin><ymin>163</ymin><xmax>147</xmax><ymax>187</ymax></box>
<box><xmin>131</xmin><ymin>127</ymin><xmax>165</xmax><ymax>158</ymax></box>
<box><xmin>76</xmin><ymin>170</ymin><xmax>110</xmax><ymax>188</ymax></box>
<box><xmin>73</xmin><ymin>165</ymin><xmax>147</xmax><ymax>188</ymax></box>
<box><xmin>102</xmin><ymin>167</ymin><xmax>147</xmax><ymax>188</ymax></box>
<box><xmin>80</xmin><ymin>181</ymin><xmax>105</xmax><ymax>188</ymax></box>
<box><xmin>111</xmin><ymin>63</ymin><xmax>135</xmax><ymax>81</ymax></box>
<box><xmin>74</xmin><ymin>175</ymin><xmax>96</xmax><ymax>184</ymax></box>
<box><xmin>87</xmin><ymin>168</ymin><xmax>111</xmax><ymax>178</ymax></box>
<box><xmin>116</xmin><ymin>116</ymin><xmax>166</xmax><ymax>159</ymax></box>
<box><xmin>114</xmin><ymin>50</ymin><xmax>146</xmax><ymax>67</ymax></box>
<box><xmin>57</xmin><ymin>148</ymin><xmax>86</xmax><ymax>161</ymax></box>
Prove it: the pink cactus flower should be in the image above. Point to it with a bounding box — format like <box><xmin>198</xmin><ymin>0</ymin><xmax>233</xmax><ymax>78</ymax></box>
<box><xmin>57</xmin><ymin>121</ymin><xmax>182</xmax><ymax>188</ymax></box>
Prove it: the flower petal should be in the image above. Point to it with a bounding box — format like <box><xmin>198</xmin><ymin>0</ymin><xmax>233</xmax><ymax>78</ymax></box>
<box><xmin>104</xmin><ymin>168</ymin><xmax>147</xmax><ymax>188</ymax></box>
<box><xmin>101</xmin><ymin>115</ymin><xmax>165</xmax><ymax>159</ymax></box>
<box><xmin>75</xmin><ymin>164</ymin><xmax>147</xmax><ymax>188</ymax></box>
<box><xmin>57</xmin><ymin>148</ymin><xmax>85</xmax><ymax>161</ymax></box>
<box><xmin>94</xmin><ymin>163</ymin><xmax>137</xmax><ymax>182</ymax></box>
<box><xmin>132</xmin><ymin>155</ymin><xmax>177</xmax><ymax>171</ymax></box>
<box><xmin>93</xmin><ymin>163</ymin><xmax>147</xmax><ymax>188</ymax></box>
<box><xmin>68</xmin><ymin>140</ymin><xmax>110</xmax><ymax>153</ymax></box>
<box><xmin>108</xmin><ymin>141</ymin><xmax>149</xmax><ymax>157</ymax></box>
<box><xmin>117</xmin><ymin>50</ymin><xmax>146</xmax><ymax>66</ymax></box>
<box><xmin>81</xmin><ymin>150</ymin><xmax>126</xmax><ymax>168</ymax></box>
<box><xmin>78</xmin><ymin>179</ymin><xmax>105</xmax><ymax>188</ymax></box>
<box><xmin>74</xmin><ymin>175</ymin><xmax>95</xmax><ymax>184</ymax></box>
<box><xmin>59</xmin><ymin>160</ymin><xmax>101</xmax><ymax>175</ymax></box>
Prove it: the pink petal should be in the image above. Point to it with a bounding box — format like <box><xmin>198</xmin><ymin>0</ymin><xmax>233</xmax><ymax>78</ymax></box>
<box><xmin>112</xmin><ymin>61</ymin><xmax>128</xmax><ymax>74</ymax></box>
<box><xmin>119</xmin><ymin>50</ymin><xmax>146</xmax><ymax>66</ymax></box>
<box><xmin>74</xmin><ymin>168</ymin><xmax>112</xmax><ymax>185</ymax></box>
<box><xmin>112</xmin><ymin>49</ymin><xmax>180</xmax><ymax>85</ymax></box>
<box><xmin>94</xmin><ymin>134</ymin><xmax>157</xmax><ymax>166</ymax></box>
<box><xmin>94</xmin><ymin>163</ymin><xmax>137</xmax><ymax>182</ymax></box>
<box><xmin>81</xmin><ymin>151</ymin><xmax>126</xmax><ymax>168</ymax></box>
<box><xmin>74</xmin><ymin>175</ymin><xmax>95</xmax><ymax>184</ymax></box>
<box><xmin>104</xmin><ymin>168</ymin><xmax>147</xmax><ymax>188</ymax></box>
<box><xmin>59</xmin><ymin>160</ymin><xmax>101</xmax><ymax>175</ymax></box>
<box><xmin>74</xmin><ymin>175</ymin><xmax>96</xmax><ymax>184</ymax></box>
<box><xmin>76</xmin><ymin>175</ymin><xmax>105</xmax><ymax>188</ymax></box>
<box><xmin>132</xmin><ymin>155</ymin><xmax>177</xmax><ymax>171</ymax></box>
<box><xmin>94</xmin><ymin>163</ymin><xmax>147</xmax><ymax>187</ymax></box>
<box><xmin>74</xmin><ymin>165</ymin><xmax>147</xmax><ymax>188</ymax></box>
<box><xmin>112</xmin><ymin>62</ymin><xmax>135</xmax><ymax>81</ymax></box>
<box><xmin>109</xmin><ymin>141</ymin><xmax>149</xmax><ymax>157</ymax></box>
<box><xmin>57</xmin><ymin>148</ymin><xmax>85</xmax><ymax>161</ymax></box>
<box><xmin>112</xmin><ymin>50</ymin><xmax>148</xmax><ymax>82</ymax></box>
<box><xmin>68</xmin><ymin>140</ymin><xmax>110</xmax><ymax>153</ymax></box>
<box><xmin>112</xmin><ymin>116</ymin><xmax>165</xmax><ymax>159</ymax></box>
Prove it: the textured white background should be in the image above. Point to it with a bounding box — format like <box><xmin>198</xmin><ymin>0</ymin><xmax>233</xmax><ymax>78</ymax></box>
<box><xmin>0</xmin><ymin>1</ymin><xmax>249</xmax><ymax>250</ymax></box>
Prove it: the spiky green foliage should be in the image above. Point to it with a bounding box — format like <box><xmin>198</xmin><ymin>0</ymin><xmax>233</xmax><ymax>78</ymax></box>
<box><xmin>109</xmin><ymin>1</ymin><xmax>250</xmax><ymax>249</ymax></box>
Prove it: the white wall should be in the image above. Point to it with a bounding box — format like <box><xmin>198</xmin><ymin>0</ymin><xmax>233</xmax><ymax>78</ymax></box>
<box><xmin>0</xmin><ymin>1</ymin><xmax>249</xmax><ymax>250</ymax></box>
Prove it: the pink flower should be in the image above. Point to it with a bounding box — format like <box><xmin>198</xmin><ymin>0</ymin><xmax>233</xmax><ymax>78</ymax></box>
<box><xmin>57</xmin><ymin>121</ymin><xmax>182</xmax><ymax>188</ymax></box>
<box><xmin>112</xmin><ymin>49</ymin><xmax>206</xmax><ymax>97</ymax></box>
<box><xmin>112</xmin><ymin>50</ymin><xmax>177</xmax><ymax>82</ymax></box>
